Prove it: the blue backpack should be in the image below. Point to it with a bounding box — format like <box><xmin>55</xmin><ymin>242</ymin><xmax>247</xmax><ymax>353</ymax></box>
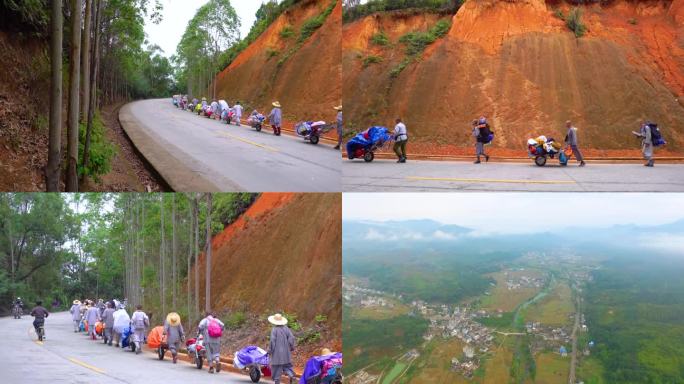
<box><xmin>648</xmin><ymin>123</ymin><xmax>665</xmax><ymax>146</ymax></box>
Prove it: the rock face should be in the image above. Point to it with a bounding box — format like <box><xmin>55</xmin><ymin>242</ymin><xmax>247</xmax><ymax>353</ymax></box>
<box><xmin>343</xmin><ymin>0</ymin><xmax>684</xmax><ymax>151</ymax></box>
<box><xmin>213</xmin><ymin>0</ymin><xmax>341</xmax><ymax>124</ymax></box>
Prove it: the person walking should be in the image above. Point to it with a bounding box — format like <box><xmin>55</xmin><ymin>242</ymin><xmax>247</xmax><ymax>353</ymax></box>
<box><xmin>70</xmin><ymin>300</ymin><xmax>81</xmax><ymax>333</ymax></box>
<box><xmin>268</xmin><ymin>313</ymin><xmax>296</xmax><ymax>384</ymax></box>
<box><xmin>334</xmin><ymin>105</ymin><xmax>343</xmax><ymax>150</ymax></box>
<box><xmin>633</xmin><ymin>122</ymin><xmax>655</xmax><ymax>167</ymax></box>
<box><xmin>97</xmin><ymin>298</ymin><xmax>105</xmax><ymax>319</ymax></box>
<box><xmin>102</xmin><ymin>302</ymin><xmax>115</xmax><ymax>346</ymax></box>
<box><xmin>473</xmin><ymin>117</ymin><xmax>491</xmax><ymax>164</ymax></box>
<box><xmin>234</xmin><ymin>101</ymin><xmax>243</xmax><ymax>126</ymax></box>
<box><xmin>130</xmin><ymin>305</ymin><xmax>149</xmax><ymax>354</ymax></box>
<box><xmin>564</xmin><ymin>120</ymin><xmax>586</xmax><ymax>167</ymax></box>
<box><xmin>163</xmin><ymin>312</ymin><xmax>185</xmax><ymax>364</ymax></box>
<box><xmin>112</xmin><ymin>304</ymin><xmax>130</xmax><ymax>348</ymax></box>
<box><xmin>85</xmin><ymin>301</ymin><xmax>100</xmax><ymax>340</ymax></box>
<box><xmin>268</xmin><ymin>101</ymin><xmax>282</xmax><ymax>136</ymax></box>
<box><xmin>198</xmin><ymin>312</ymin><xmax>225</xmax><ymax>373</ymax></box>
<box><xmin>393</xmin><ymin>118</ymin><xmax>408</xmax><ymax>163</ymax></box>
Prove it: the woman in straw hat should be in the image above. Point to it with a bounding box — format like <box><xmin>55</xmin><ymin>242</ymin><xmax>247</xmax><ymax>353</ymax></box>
<box><xmin>69</xmin><ymin>300</ymin><xmax>81</xmax><ymax>333</ymax></box>
<box><xmin>163</xmin><ymin>312</ymin><xmax>185</xmax><ymax>364</ymax></box>
<box><xmin>268</xmin><ymin>313</ymin><xmax>296</xmax><ymax>384</ymax></box>
<box><xmin>268</xmin><ymin>101</ymin><xmax>282</xmax><ymax>136</ymax></box>
<box><xmin>334</xmin><ymin>105</ymin><xmax>343</xmax><ymax>150</ymax></box>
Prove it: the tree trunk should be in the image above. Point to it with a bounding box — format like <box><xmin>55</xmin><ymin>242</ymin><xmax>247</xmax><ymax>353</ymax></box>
<box><xmin>187</xmin><ymin>196</ymin><xmax>192</xmax><ymax>328</ymax></box>
<box><xmin>66</xmin><ymin>0</ymin><xmax>82</xmax><ymax>192</ymax></box>
<box><xmin>80</xmin><ymin>0</ymin><xmax>92</xmax><ymax>124</ymax></box>
<box><xmin>82</xmin><ymin>0</ymin><xmax>102</xmax><ymax>178</ymax></box>
<box><xmin>160</xmin><ymin>194</ymin><xmax>165</xmax><ymax>317</ymax></box>
<box><xmin>194</xmin><ymin>196</ymin><xmax>199</xmax><ymax>318</ymax></box>
<box><xmin>205</xmin><ymin>193</ymin><xmax>212</xmax><ymax>313</ymax></box>
<box><xmin>46</xmin><ymin>0</ymin><xmax>63</xmax><ymax>191</ymax></box>
<box><xmin>172</xmin><ymin>193</ymin><xmax>177</xmax><ymax>310</ymax></box>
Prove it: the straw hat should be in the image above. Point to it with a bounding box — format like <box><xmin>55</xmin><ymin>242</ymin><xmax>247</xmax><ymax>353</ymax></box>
<box><xmin>268</xmin><ymin>313</ymin><xmax>288</xmax><ymax>326</ymax></box>
<box><xmin>167</xmin><ymin>312</ymin><xmax>181</xmax><ymax>326</ymax></box>
<box><xmin>73</xmin><ymin>300</ymin><xmax>81</xmax><ymax>305</ymax></box>
<box><xmin>272</xmin><ymin>101</ymin><xmax>281</xmax><ymax>108</ymax></box>
<box><xmin>321</xmin><ymin>348</ymin><xmax>333</xmax><ymax>356</ymax></box>
<box><xmin>333</xmin><ymin>105</ymin><xmax>342</xmax><ymax>111</ymax></box>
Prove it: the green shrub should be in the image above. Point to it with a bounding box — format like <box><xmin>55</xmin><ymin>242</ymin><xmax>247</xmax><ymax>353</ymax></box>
<box><xmin>343</xmin><ymin>0</ymin><xmax>463</xmax><ymax>23</ymax></box>
<box><xmin>298</xmin><ymin>329</ymin><xmax>322</xmax><ymax>344</ymax></box>
<box><xmin>266</xmin><ymin>48</ymin><xmax>279</xmax><ymax>58</ymax></box>
<box><xmin>566</xmin><ymin>7</ymin><xmax>587</xmax><ymax>38</ymax></box>
<box><xmin>282</xmin><ymin>312</ymin><xmax>301</xmax><ymax>331</ymax></box>
<box><xmin>399</xmin><ymin>19</ymin><xmax>451</xmax><ymax>56</ymax></box>
<box><xmin>226</xmin><ymin>311</ymin><xmax>247</xmax><ymax>329</ymax></box>
<box><xmin>298</xmin><ymin>0</ymin><xmax>336</xmax><ymax>43</ymax></box>
<box><xmin>370</xmin><ymin>32</ymin><xmax>390</xmax><ymax>46</ymax></box>
<box><xmin>315</xmin><ymin>314</ymin><xmax>328</xmax><ymax>323</ymax></box>
<box><xmin>279</xmin><ymin>25</ymin><xmax>295</xmax><ymax>39</ymax></box>
<box><xmin>362</xmin><ymin>55</ymin><xmax>384</xmax><ymax>67</ymax></box>
<box><xmin>553</xmin><ymin>8</ymin><xmax>565</xmax><ymax>21</ymax></box>
<box><xmin>78</xmin><ymin>111</ymin><xmax>116</xmax><ymax>182</ymax></box>
<box><xmin>390</xmin><ymin>57</ymin><xmax>412</xmax><ymax>78</ymax></box>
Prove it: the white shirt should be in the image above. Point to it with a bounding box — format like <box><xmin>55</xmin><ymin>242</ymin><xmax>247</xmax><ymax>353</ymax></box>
<box><xmin>394</xmin><ymin>122</ymin><xmax>407</xmax><ymax>141</ymax></box>
<box><xmin>234</xmin><ymin>104</ymin><xmax>243</xmax><ymax>117</ymax></box>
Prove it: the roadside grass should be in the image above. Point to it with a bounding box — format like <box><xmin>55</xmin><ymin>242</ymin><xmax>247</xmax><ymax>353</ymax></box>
<box><xmin>576</xmin><ymin>356</ymin><xmax>606</xmax><ymax>384</ymax></box>
<box><xmin>535</xmin><ymin>352</ymin><xmax>570</xmax><ymax>383</ymax></box>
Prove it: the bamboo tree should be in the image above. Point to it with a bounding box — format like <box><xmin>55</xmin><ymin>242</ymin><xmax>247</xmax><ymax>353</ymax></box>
<box><xmin>66</xmin><ymin>0</ymin><xmax>82</xmax><ymax>191</ymax></box>
<box><xmin>83</xmin><ymin>0</ymin><xmax>103</xmax><ymax>177</ymax></box>
<box><xmin>160</xmin><ymin>194</ymin><xmax>166</xmax><ymax>316</ymax></box>
<box><xmin>172</xmin><ymin>193</ymin><xmax>177</xmax><ymax>309</ymax></box>
<box><xmin>187</xmin><ymin>195</ymin><xmax>192</xmax><ymax>327</ymax></box>
<box><xmin>194</xmin><ymin>195</ymin><xmax>199</xmax><ymax>318</ymax></box>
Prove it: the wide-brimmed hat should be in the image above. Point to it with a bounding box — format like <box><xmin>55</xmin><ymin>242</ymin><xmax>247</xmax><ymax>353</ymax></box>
<box><xmin>268</xmin><ymin>313</ymin><xmax>288</xmax><ymax>326</ymax></box>
<box><xmin>272</xmin><ymin>101</ymin><xmax>281</xmax><ymax>108</ymax></box>
<box><xmin>73</xmin><ymin>300</ymin><xmax>81</xmax><ymax>305</ymax></box>
<box><xmin>321</xmin><ymin>348</ymin><xmax>333</xmax><ymax>356</ymax></box>
<box><xmin>333</xmin><ymin>105</ymin><xmax>342</xmax><ymax>111</ymax></box>
<box><xmin>167</xmin><ymin>312</ymin><xmax>181</xmax><ymax>326</ymax></box>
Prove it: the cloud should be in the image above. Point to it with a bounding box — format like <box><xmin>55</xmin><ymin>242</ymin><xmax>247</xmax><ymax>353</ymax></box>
<box><xmin>638</xmin><ymin>233</ymin><xmax>684</xmax><ymax>254</ymax></box>
<box><xmin>433</xmin><ymin>230</ymin><xmax>456</xmax><ymax>240</ymax></box>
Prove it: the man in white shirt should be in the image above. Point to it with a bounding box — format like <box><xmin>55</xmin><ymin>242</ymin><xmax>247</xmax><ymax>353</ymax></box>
<box><xmin>233</xmin><ymin>101</ymin><xmax>243</xmax><ymax>126</ymax></box>
<box><xmin>393</xmin><ymin>118</ymin><xmax>408</xmax><ymax>163</ymax></box>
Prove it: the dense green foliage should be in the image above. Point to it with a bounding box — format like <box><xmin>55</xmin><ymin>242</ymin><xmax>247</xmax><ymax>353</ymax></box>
<box><xmin>584</xmin><ymin>256</ymin><xmax>684</xmax><ymax>383</ymax></box>
<box><xmin>370</xmin><ymin>31</ymin><xmax>390</xmax><ymax>46</ymax></box>
<box><xmin>399</xmin><ymin>19</ymin><xmax>450</xmax><ymax>55</ymax></box>
<box><xmin>0</xmin><ymin>193</ymin><xmax>256</xmax><ymax>321</ymax></box>
<box><xmin>276</xmin><ymin>0</ymin><xmax>337</xmax><ymax>68</ymax></box>
<box><xmin>78</xmin><ymin>112</ymin><xmax>116</xmax><ymax>181</ymax></box>
<box><xmin>343</xmin><ymin>306</ymin><xmax>429</xmax><ymax>373</ymax></box>
<box><xmin>566</xmin><ymin>7</ymin><xmax>587</xmax><ymax>38</ymax></box>
<box><xmin>343</xmin><ymin>0</ymin><xmax>461</xmax><ymax>22</ymax></box>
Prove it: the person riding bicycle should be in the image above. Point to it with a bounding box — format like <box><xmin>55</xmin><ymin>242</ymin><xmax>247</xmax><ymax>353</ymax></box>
<box><xmin>30</xmin><ymin>301</ymin><xmax>49</xmax><ymax>340</ymax></box>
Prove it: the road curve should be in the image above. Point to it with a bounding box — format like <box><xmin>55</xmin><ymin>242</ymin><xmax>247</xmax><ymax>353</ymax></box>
<box><xmin>120</xmin><ymin>98</ymin><xmax>340</xmax><ymax>192</ymax></box>
<box><xmin>342</xmin><ymin>159</ymin><xmax>684</xmax><ymax>191</ymax></box>
<box><xmin>0</xmin><ymin>311</ymin><xmax>255</xmax><ymax>383</ymax></box>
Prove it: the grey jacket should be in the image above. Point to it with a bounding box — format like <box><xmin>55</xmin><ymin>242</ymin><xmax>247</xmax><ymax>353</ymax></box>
<box><xmin>269</xmin><ymin>325</ymin><xmax>295</xmax><ymax>366</ymax></box>
<box><xmin>102</xmin><ymin>308</ymin><xmax>115</xmax><ymax>328</ymax></box>
<box><xmin>198</xmin><ymin>316</ymin><xmax>225</xmax><ymax>345</ymax></box>
<box><xmin>85</xmin><ymin>306</ymin><xmax>99</xmax><ymax>325</ymax></box>
<box><xmin>164</xmin><ymin>321</ymin><xmax>185</xmax><ymax>345</ymax></box>
<box><xmin>70</xmin><ymin>304</ymin><xmax>81</xmax><ymax>321</ymax></box>
<box><xmin>565</xmin><ymin>126</ymin><xmax>579</xmax><ymax>146</ymax></box>
<box><xmin>268</xmin><ymin>108</ymin><xmax>282</xmax><ymax>126</ymax></box>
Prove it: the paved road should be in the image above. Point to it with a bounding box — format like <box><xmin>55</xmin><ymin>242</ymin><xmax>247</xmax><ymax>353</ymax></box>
<box><xmin>121</xmin><ymin>99</ymin><xmax>340</xmax><ymax>192</ymax></box>
<box><xmin>0</xmin><ymin>312</ymin><xmax>255</xmax><ymax>383</ymax></box>
<box><xmin>342</xmin><ymin>160</ymin><xmax>684</xmax><ymax>191</ymax></box>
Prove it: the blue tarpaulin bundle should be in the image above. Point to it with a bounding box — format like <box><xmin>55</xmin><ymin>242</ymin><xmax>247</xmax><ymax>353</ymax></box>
<box><xmin>121</xmin><ymin>326</ymin><xmax>133</xmax><ymax>348</ymax></box>
<box><xmin>346</xmin><ymin>126</ymin><xmax>391</xmax><ymax>159</ymax></box>
<box><xmin>234</xmin><ymin>346</ymin><xmax>270</xmax><ymax>369</ymax></box>
<box><xmin>299</xmin><ymin>352</ymin><xmax>343</xmax><ymax>384</ymax></box>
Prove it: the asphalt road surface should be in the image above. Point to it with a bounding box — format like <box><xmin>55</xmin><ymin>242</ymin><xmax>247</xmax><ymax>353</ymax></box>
<box><xmin>121</xmin><ymin>99</ymin><xmax>340</xmax><ymax>192</ymax></box>
<box><xmin>342</xmin><ymin>160</ymin><xmax>684</xmax><ymax>191</ymax></box>
<box><xmin>0</xmin><ymin>312</ymin><xmax>255</xmax><ymax>384</ymax></box>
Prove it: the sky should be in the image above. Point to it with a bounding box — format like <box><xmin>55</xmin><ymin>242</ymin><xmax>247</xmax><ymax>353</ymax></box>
<box><xmin>343</xmin><ymin>193</ymin><xmax>684</xmax><ymax>234</ymax></box>
<box><xmin>143</xmin><ymin>0</ymin><xmax>268</xmax><ymax>57</ymax></box>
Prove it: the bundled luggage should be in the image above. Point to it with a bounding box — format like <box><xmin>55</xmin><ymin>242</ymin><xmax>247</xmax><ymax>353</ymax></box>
<box><xmin>299</xmin><ymin>352</ymin><xmax>343</xmax><ymax>384</ymax></box>
<box><xmin>346</xmin><ymin>126</ymin><xmax>392</xmax><ymax>162</ymax></box>
<box><xmin>295</xmin><ymin>121</ymin><xmax>333</xmax><ymax>145</ymax></box>
<box><xmin>527</xmin><ymin>136</ymin><xmax>570</xmax><ymax>167</ymax></box>
<box><xmin>234</xmin><ymin>346</ymin><xmax>271</xmax><ymax>383</ymax></box>
<box><xmin>147</xmin><ymin>326</ymin><xmax>165</xmax><ymax>349</ymax></box>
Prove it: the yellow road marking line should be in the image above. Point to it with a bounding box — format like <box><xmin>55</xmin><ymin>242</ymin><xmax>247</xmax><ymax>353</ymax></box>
<box><xmin>34</xmin><ymin>340</ymin><xmax>43</xmax><ymax>346</ymax></box>
<box><xmin>406</xmin><ymin>176</ymin><xmax>576</xmax><ymax>184</ymax></box>
<box><xmin>216</xmin><ymin>131</ymin><xmax>278</xmax><ymax>152</ymax></box>
<box><xmin>68</xmin><ymin>358</ymin><xmax>106</xmax><ymax>374</ymax></box>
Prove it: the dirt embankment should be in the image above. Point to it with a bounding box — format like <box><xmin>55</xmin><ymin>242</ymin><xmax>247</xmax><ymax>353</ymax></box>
<box><xmin>212</xmin><ymin>0</ymin><xmax>341</xmax><ymax>127</ymax></box>
<box><xmin>344</xmin><ymin>0</ymin><xmax>684</xmax><ymax>155</ymax></box>
<box><xmin>193</xmin><ymin>193</ymin><xmax>341</xmax><ymax>365</ymax></box>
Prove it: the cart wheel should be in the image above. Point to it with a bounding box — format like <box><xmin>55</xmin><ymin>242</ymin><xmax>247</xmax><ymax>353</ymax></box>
<box><xmin>249</xmin><ymin>366</ymin><xmax>261</xmax><ymax>383</ymax></box>
<box><xmin>256</xmin><ymin>124</ymin><xmax>261</xmax><ymax>132</ymax></box>
<box><xmin>130</xmin><ymin>343</ymin><xmax>136</xmax><ymax>353</ymax></box>
<box><xmin>158</xmin><ymin>347</ymin><xmax>165</xmax><ymax>360</ymax></box>
<box><xmin>364</xmin><ymin>151</ymin><xmax>374</xmax><ymax>162</ymax></box>
<box><xmin>534</xmin><ymin>156</ymin><xmax>547</xmax><ymax>167</ymax></box>
<box><xmin>310</xmin><ymin>134</ymin><xmax>319</xmax><ymax>145</ymax></box>
<box><xmin>196</xmin><ymin>356</ymin><xmax>203</xmax><ymax>369</ymax></box>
